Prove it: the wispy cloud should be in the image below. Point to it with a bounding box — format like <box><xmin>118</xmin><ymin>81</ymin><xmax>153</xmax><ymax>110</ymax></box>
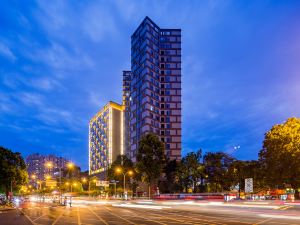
<box><xmin>81</xmin><ymin>3</ymin><xmax>118</xmax><ymax>42</ymax></box>
<box><xmin>0</xmin><ymin>42</ymin><xmax>16</xmax><ymax>61</ymax></box>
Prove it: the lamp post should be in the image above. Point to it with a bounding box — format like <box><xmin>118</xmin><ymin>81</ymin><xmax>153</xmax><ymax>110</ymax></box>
<box><xmin>60</xmin><ymin>162</ymin><xmax>74</xmax><ymax>191</ymax></box>
<box><xmin>115</xmin><ymin>168</ymin><xmax>133</xmax><ymax>199</ymax></box>
<box><xmin>71</xmin><ymin>182</ymin><xmax>77</xmax><ymax>192</ymax></box>
<box><xmin>46</xmin><ymin>162</ymin><xmax>53</xmax><ymax>175</ymax></box>
<box><xmin>31</xmin><ymin>174</ymin><xmax>37</xmax><ymax>189</ymax></box>
<box><xmin>88</xmin><ymin>179</ymin><xmax>97</xmax><ymax>199</ymax></box>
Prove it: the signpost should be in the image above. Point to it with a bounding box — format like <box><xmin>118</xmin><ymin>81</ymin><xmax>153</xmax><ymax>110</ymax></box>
<box><xmin>46</xmin><ymin>180</ymin><xmax>57</xmax><ymax>187</ymax></box>
<box><xmin>96</xmin><ymin>180</ymin><xmax>109</xmax><ymax>187</ymax></box>
<box><xmin>245</xmin><ymin>178</ymin><xmax>253</xmax><ymax>193</ymax></box>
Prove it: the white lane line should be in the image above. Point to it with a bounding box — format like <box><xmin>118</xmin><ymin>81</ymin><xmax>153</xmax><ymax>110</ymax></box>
<box><xmin>77</xmin><ymin>207</ymin><xmax>81</xmax><ymax>225</ymax></box>
<box><xmin>255</xmin><ymin>218</ymin><xmax>274</xmax><ymax>224</ymax></box>
<box><xmin>104</xmin><ymin>206</ymin><xmax>136</xmax><ymax>225</ymax></box>
<box><xmin>52</xmin><ymin>211</ymin><xmax>64</xmax><ymax>225</ymax></box>
<box><xmin>115</xmin><ymin>208</ymin><xmax>167</xmax><ymax>225</ymax></box>
<box><xmin>87</xmin><ymin>207</ymin><xmax>109</xmax><ymax>225</ymax></box>
<box><xmin>259</xmin><ymin>214</ymin><xmax>300</xmax><ymax>220</ymax></box>
<box><xmin>16</xmin><ymin>208</ymin><xmax>36</xmax><ymax>225</ymax></box>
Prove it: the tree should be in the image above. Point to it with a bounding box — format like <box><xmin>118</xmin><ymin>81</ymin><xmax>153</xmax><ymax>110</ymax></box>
<box><xmin>0</xmin><ymin>147</ymin><xmax>28</xmax><ymax>198</ymax></box>
<box><xmin>136</xmin><ymin>133</ymin><xmax>166</xmax><ymax>197</ymax></box>
<box><xmin>259</xmin><ymin>117</ymin><xmax>300</xmax><ymax>195</ymax></box>
<box><xmin>203</xmin><ymin>152</ymin><xmax>235</xmax><ymax>192</ymax></box>
<box><xmin>176</xmin><ymin>149</ymin><xmax>204</xmax><ymax>193</ymax></box>
<box><xmin>228</xmin><ymin>160</ymin><xmax>264</xmax><ymax>195</ymax></box>
<box><xmin>106</xmin><ymin>155</ymin><xmax>134</xmax><ymax>192</ymax></box>
<box><xmin>159</xmin><ymin>159</ymin><xmax>181</xmax><ymax>193</ymax></box>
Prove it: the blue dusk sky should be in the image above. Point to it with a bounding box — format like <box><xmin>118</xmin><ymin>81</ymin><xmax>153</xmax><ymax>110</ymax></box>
<box><xmin>1</xmin><ymin>0</ymin><xmax>300</xmax><ymax>170</ymax></box>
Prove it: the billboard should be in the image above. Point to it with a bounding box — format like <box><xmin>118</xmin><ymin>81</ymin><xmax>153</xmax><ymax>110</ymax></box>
<box><xmin>245</xmin><ymin>178</ymin><xmax>253</xmax><ymax>193</ymax></box>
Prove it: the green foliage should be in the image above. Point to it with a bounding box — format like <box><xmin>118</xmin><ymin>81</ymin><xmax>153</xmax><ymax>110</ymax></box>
<box><xmin>259</xmin><ymin>117</ymin><xmax>300</xmax><ymax>189</ymax></box>
<box><xmin>229</xmin><ymin>160</ymin><xmax>264</xmax><ymax>192</ymax></box>
<box><xmin>176</xmin><ymin>149</ymin><xmax>205</xmax><ymax>192</ymax></box>
<box><xmin>159</xmin><ymin>159</ymin><xmax>181</xmax><ymax>193</ymax></box>
<box><xmin>203</xmin><ymin>152</ymin><xmax>235</xmax><ymax>192</ymax></box>
<box><xmin>107</xmin><ymin>154</ymin><xmax>134</xmax><ymax>182</ymax></box>
<box><xmin>136</xmin><ymin>133</ymin><xmax>166</xmax><ymax>186</ymax></box>
<box><xmin>0</xmin><ymin>146</ymin><xmax>28</xmax><ymax>196</ymax></box>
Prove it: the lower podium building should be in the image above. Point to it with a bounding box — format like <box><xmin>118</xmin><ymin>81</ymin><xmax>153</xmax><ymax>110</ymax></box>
<box><xmin>89</xmin><ymin>101</ymin><xmax>124</xmax><ymax>177</ymax></box>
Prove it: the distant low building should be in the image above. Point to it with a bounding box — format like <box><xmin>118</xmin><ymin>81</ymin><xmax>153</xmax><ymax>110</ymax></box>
<box><xmin>26</xmin><ymin>153</ymin><xmax>73</xmax><ymax>182</ymax></box>
<box><xmin>89</xmin><ymin>101</ymin><xmax>124</xmax><ymax>177</ymax></box>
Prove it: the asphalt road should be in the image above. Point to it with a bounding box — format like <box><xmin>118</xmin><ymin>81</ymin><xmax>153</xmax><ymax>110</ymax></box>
<box><xmin>1</xmin><ymin>200</ymin><xmax>300</xmax><ymax>225</ymax></box>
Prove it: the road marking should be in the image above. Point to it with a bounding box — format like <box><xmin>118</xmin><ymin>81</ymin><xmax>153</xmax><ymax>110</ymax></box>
<box><xmin>259</xmin><ymin>214</ymin><xmax>300</xmax><ymax>220</ymax></box>
<box><xmin>87</xmin><ymin>207</ymin><xmax>109</xmax><ymax>225</ymax></box>
<box><xmin>254</xmin><ymin>218</ymin><xmax>273</xmax><ymax>224</ymax></box>
<box><xmin>77</xmin><ymin>207</ymin><xmax>81</xmax><ymax>225</ymax></box>
<box><xmin>33</xmin><ymin>214</ymin><xmax>46</xmax><ymax>222</ymax></box>
<box><xmin>126</xmin><ymin>208</ymin><xmax>195</xmax><ymax>225</ymax></box>
<box><xmin>275</xmin><ymin>205</ymin><xmax>293</xmax><ymax>210</ymax></box>
<box><xmin>52</xmin><ymin>211</ymin><xmax>64</xmax><ymax>225</ymax></box>
<box><xmin>116</xmin><ymin>208</ymin><xmax>167</xmax><ymax>225</ymax></box>
<box><xmin>16</xmin><ymin>208</ymin><xmax>36</xmax><ymax>225</ymax></box>
<box><xmin>149</xmin><ymin>209</ymin><xmax>237</xmax><ymax>225</ymax></box>
<box><xmin>104</xmin><ymin>206</ymin><xmax>136</xmax><ymax>225</ymax></box>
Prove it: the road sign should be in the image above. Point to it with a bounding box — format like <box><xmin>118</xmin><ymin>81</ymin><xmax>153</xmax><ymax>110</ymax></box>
<box><xmin>46</xmin><ymin>180</ymin><xmax>57</xmax><ymax>187</ymax></box>
<box><xmin>96</xmin><ymin>180</ymin><xmax>109</xmax><ymax>187</ymax></box>
<box><xmin>245</xmin><ymin>178</ymin><xmax>253</xmax><ymax>193</ymax></box>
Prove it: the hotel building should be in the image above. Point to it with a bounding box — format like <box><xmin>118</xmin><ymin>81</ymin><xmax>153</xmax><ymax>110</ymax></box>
<box><xmin>89</xmin><ymin>101</ymin><xmax>124</xmax><ymax>175</ymax></box>
<box><xmin>127</xmin><ymin>17</ymin><xmax>182</xmax><ymax>161</ymax></box>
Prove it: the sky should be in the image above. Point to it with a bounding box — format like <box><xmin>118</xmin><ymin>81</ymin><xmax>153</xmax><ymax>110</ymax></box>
<box><xmin>0</xmin><ymin>0</ymin><xmax>300</xmax><ymax>170</ymax></box>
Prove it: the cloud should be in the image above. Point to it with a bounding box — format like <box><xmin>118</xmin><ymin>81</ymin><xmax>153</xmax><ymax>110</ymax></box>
<box><xmin>35</xmin><ymin>0</ymin><xmax>119</xmax><ymax>43</ymax></box>
<box><xmin>30</xmin><ymin>77</ymin><xmax>61</xmax><ymax>91</ymax></box>
<box><xmin>0</xmin><ymin>42</ymin><xmax>16</xmax><ymax>61</ymax></box>
<box><xmin>2</xmin><ymin>73</ymin><xmax>61</xmax><ymax>91</ymax></box>
<box><xmin>25</xmin><ymin>42</ymin><xmax>94</xmax><ymax>72</ymax></box>
<box><xmin>89</xmin><ymin>92</ymin><xmax>106</xmax><ymax>108</ymax></box>
<box><xmin>81</xmin><ymin>3</ymin><xmax>118</xmax><ymax>42</ymax></box>
<box><xmin>15</xmin><ymin>92</ymin><xmax>44</xmax><ymax>107</ymax></box>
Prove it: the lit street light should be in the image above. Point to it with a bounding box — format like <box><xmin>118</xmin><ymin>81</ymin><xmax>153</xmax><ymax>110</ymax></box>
<box><xmin>115</xmin><ymin>168</ymin><xmax>133</xmax><ymax>199</ymax></box>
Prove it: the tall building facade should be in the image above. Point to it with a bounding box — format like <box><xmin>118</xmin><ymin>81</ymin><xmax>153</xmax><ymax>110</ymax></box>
<box><xmin>128</xmin><ymin>17</ymin><xmax>182</xmax><ymax>161</ymax></box>
<box><xmin>89</xmin><ymin>101</ymin><xmax>124</xmax><ymax>175</ymax></box>
<box><xmin>123</xmin><ymin>71</ymin><xmax>132</xmax><ymax>155</ymax></box>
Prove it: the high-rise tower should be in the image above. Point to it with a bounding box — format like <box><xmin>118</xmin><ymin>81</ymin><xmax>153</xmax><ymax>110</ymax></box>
<box><xmin>122</xmin><ymin>71</ymin><xmax>132</xmax><ymax>157</ymax></box>
<box><xmin>128</xmin><ymin>17</ymin><xmax>181</xmax><ymax>161</ymax></box>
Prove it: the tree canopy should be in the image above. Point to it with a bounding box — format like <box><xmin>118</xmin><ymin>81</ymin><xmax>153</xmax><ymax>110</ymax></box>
<box><xmin>136</xmin><ymin>133</ymin><xmax>166</xmax><ymax>194</ymax></box>
<box><xmin>259</xmin><ymin>117</ymin><xmax>300</xmax><ymax>189</ymax></box>
<box><xmin>107</xmin><ymin>154</ymin><xmax>134</xmax><ymax>182</ymax></box>
<box><xmin>0</xmin><ymin>147</ymin><xmax>28</xmax><ymax>197</ymax></box>
<box><xmin>203</xmin><ymin>152</ymin><xmax>235</xmax><ymax>192</ymax></box>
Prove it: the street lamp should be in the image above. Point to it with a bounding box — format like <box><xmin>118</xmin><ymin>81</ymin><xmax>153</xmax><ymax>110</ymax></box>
<box><xmin>37</xmin><ymin>181</ymin><xmax>42</xmax><ymax>190</ymax></box>
<box><xmin>67</xmin><ymin>162</ymin><xmax>74</xmax><ymax>169</ymax></box>
<box><xmin>46</xmin><ymin>162</ymin><xmax>53</xmax><ymax>168</ymax></box>
<box><xmin>65</xmin><ymin>182</ymin><xmax>70</xmax><ymax>192</ymax></box>
<box><xmin>46</xmin><ymin>162</ymin><xmax>53</xmax><ymax>175</ymax></box>
<box><xmin>71</xmin><ymin>182</ymin><xmax>77</xmax><ymax>192</ymax></box>
<box><xmin>87</xmin><ymin>179</ymin><xmax>97</xmax><ymax>199</ymax></box>
<box><xmin>115</xmin><ymin>168</ymin><xmax>133</xmax><ymax>199</ymax></box>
